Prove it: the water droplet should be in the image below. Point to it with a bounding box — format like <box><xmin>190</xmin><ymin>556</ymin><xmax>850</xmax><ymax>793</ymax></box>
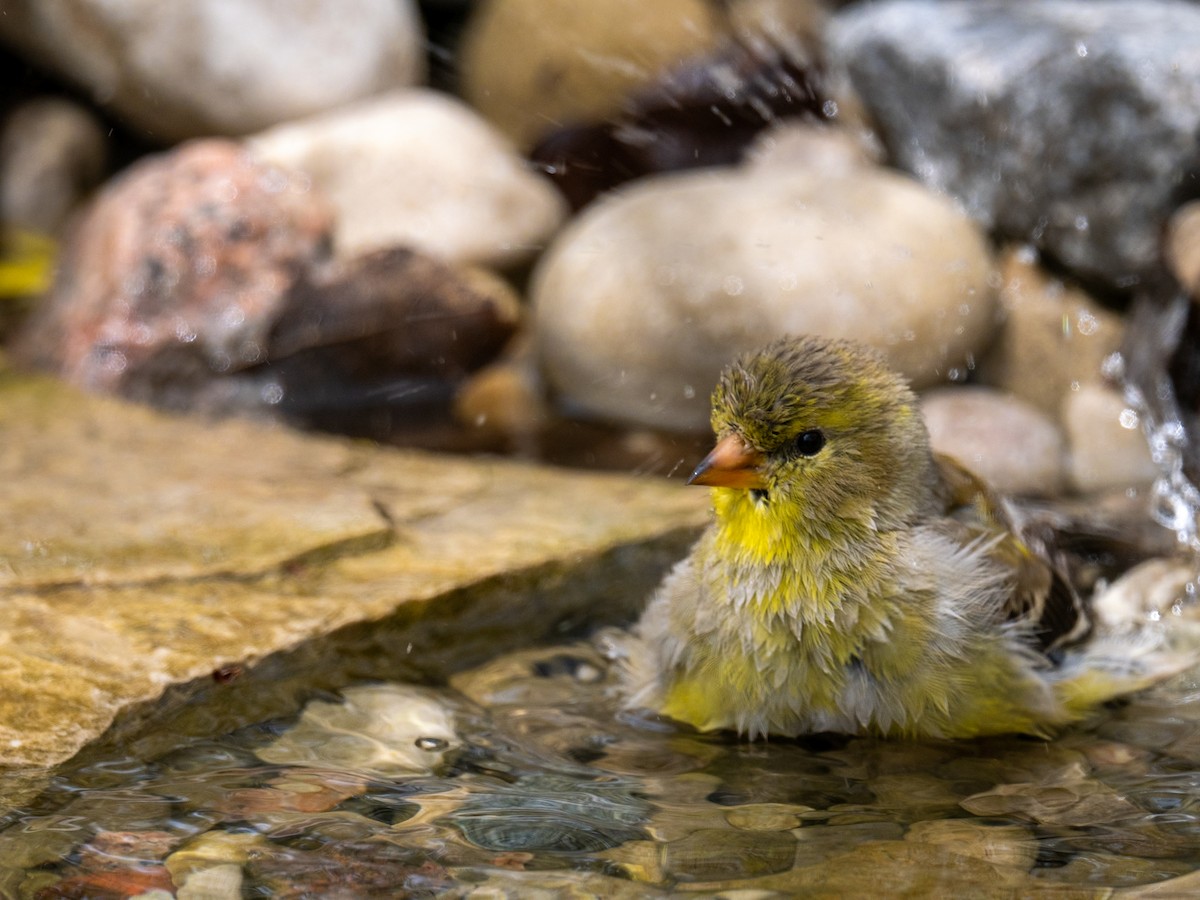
<box><xmin>415</xmin><ymin>737</ymin><xmax>449</xmax><ymax>752</ymax></box>
<box><xmin>1102</xmin><ymin>351</ymin><xmax>1125</xmax><ymax>380</ymax></box>
<box><xmin>1074</xmin><ymin>215</ymin><xmax>1089</xmax><ymax>231</ymax></box>
<box><xmin>574</xmin><ymin>663</ymin><xmax>603</xmax><ymax>684</ymax></box>
<box><xmin>261</xmin><ymin>382</ymin><xmax>285</xmax><ymax>405</ymax></box>
<box><xmin>1119</xmin><ymin>409</ymin><xmax>1139</xmax><ymax>430</ymax></box>
<box><xmin>1076</xmin><ymin>41</ymin><xmax>1088</xmax><ymax>58</ymax></box>
<box><xmin>1077</xmin><ymin>311</ymin><xmax>1099</xmax><ymax>335</ymax></box>
<box><xmin>822</xmin><ymin>99</ymin><xmax>839</xmax><ymax>118</ymax></box>
<box><xmin>682</xmin><ymin>385</ymin><xmax>696</xmax><ymax>400</ymax></box>
<box><xmin>221</xmin><ymin>305</ymin><xmax>246</xmax><ymax>329</ymax></box>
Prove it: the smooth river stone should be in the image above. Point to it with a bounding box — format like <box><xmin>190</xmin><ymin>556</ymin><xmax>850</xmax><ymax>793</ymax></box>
<box><xmin>533</xmin><ymin>164</ymin><xmax>996</xmax><ymax>432</ymax></box>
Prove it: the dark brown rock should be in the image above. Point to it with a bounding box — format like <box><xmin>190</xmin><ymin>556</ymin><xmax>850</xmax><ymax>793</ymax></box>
<box><xmin>261</xmin><ymin>248</ymin><xmax>521</xmax><ymax>427</ymax></box>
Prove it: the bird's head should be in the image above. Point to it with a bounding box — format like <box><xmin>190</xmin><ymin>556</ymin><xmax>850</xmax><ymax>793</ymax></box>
<box><xmin>690</xmin><ymin>335</ymin><xmax>936</xmax><ymax>532</ymax></box>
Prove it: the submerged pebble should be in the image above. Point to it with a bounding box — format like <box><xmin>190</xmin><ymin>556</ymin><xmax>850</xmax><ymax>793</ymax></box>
<box><xmin>255</xmin><ymin>684</ymin><xmax>460</xmax><ymax>776</ymax></box>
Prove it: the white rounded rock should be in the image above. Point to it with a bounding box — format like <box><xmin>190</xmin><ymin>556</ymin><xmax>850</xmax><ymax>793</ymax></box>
<box><xmin>532</xmin><ymin>166</ymin><xmax>996</xmax><ymax>432</ymax></box>
<box><xmin>1064</xmin><ymin>384</ymin><xmax>1159</xmax><ymax>494</ymax></box>
<box><xmin>921</xmin><ymin>387</ymin><xmax>1065</xmax><ymax>497</ymax></box>
<box><xmin>0</xmin><ymin>0</ymin><xmax>426</xmax><ymax>140</ymax></box>
<box><xmin>250</xmin><ymin>90</ymin><xmax>567</xmax><ymax>268</ymax></box>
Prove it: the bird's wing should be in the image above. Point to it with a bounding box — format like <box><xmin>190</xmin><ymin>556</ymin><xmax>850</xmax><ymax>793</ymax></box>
<box><xmin>932</xmin><ymin>453</ymin><xmax>1091</xmax><ymax>657</ymax></box>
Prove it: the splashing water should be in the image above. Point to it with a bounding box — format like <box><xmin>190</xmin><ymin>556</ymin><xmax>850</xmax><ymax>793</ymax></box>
<box><xmin>1111</xmin><ymin>349</ymin><xmax>1200</xmax><ymax>553</ymax></box>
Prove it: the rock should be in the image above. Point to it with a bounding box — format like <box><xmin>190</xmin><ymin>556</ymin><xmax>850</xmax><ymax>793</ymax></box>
<box><xmin>453</xmin><ymin>350</ymin><xmax>550</xmax><ymax>448</ymax></box>
<box><xmin>255</xmin><ymin>684</ymin><xmax>459</xmax><ymax>776</ymax></box>
<box><xmin>1167</xmin><ymin>202</ymin><xmax>1200</xmax><ymax>296</ymax></box>
<box><xmin>1091</xmin><ymin>557</ymin><xmax>1200</xmax><ymax>634</ymax></box>
<box><xmin>791</xmin><ymin>822</ymin><xmax>905</xmax><ymax>869</ymax></box>
<box><xmin>1120</xmin><ymin>868</ymin><xmax>1200</xmax><ymax>897</ymax></box>
<box><xmin>532</xmin><ymin>164</ymin><xmax>995</xmax><ymax>432</ymax></box>
<box><xmin>921</xmin><ymin>386</ymin><xmax>1066</xmax><ymax>496</ymax></box>
<box><xmin>747</xmin><ymin>123</ymin><xmax>879</xmax><ymax>176</ymax></box>
<box><xmin>1038</xmin><ymin>853</ymin><xmax>1194</xmax><ymax>890</ymax></box>
<box><xmin>976</xmin><ymin>247</ymin><xmax>1125</xmax><ymax>417</ymax></box>
<box><xmin>176</xmin><ymin>864</ymin><xmax>243</xmax><ymax>900</ymax></box>
<box><xmin>960</xmin><ymin>775</ymin><xmax>1143</xmax><ymax>827</ymax></box>
<box><xmin>262</xmin><ymin>248</ymin><xmax>522</xmax><ymax>430</ymax></box>
<box><xmin>664</xmin><ymin>828</ymin><xmax>796</xmax><ymax>882</ymax></box>
<box><xmin>0</xmin><ymin>0</ymin><xmax>426</xmax><ymax>140</ymax></box>
<box><xmin>10</xmin><ymin>138</ymin><xmax>521</xmax><ymax>425</ymax></box>
<box><xmin>904</xmin><ymin>819</ymin><xmax>1037</xmax><ymax>871</ymax></box>
<box><xmin>165</xmin><ymin>831</ymin><xmax>264</xmax><ymax>894</ymax></box>
<box><xmin>11</xmin><ymin>139</ymin><xmax>333</xmax><ymax>404</ymax></box>
<box><xmin>530</xmin><ymin>18</ymin><xmax>836</xmax><ymax>211</ymax></box>
<box><xmin>249</xmin><ymin>91</ymin><xmax>567</xmax><ymax>268</ymax></box>
<box><xmin>0</xmin><ymin>98</ymin><xmax>107</xmax><ymax>236</ymax></box>
<box><xmin>829</xmin><ymin>0</ymin><xmax>1200</xmax><ymax>290</ymax></box>
<box><xmin>1063</xmin><ymin>383</ymin><xmax>1158</xmax><ymax>493</ymax></box>
<box><xmin>459</xmin><ymin>0</ymin><xmax>723</xmax><ymax>149</ymax></box>
<box><xmin>733</xmin><ymin>838</ymin><xmax>1032</xmax><ymax>895</ymax></box>
<box><xmin>724</xmin><ymin>803</ymin><xmax>805</xmax><ymax>831</ymax></box>
<box><xmin>0</xmin><ymin>363</ymin><xmax>708</xmax><ymax>775</ymax></box>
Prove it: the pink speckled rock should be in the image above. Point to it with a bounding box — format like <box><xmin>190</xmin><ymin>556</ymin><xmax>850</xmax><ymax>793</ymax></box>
<box><xmin>13</xmin><ymin>139</ymin><xmax>333</xmax><ymax>406</ymax></box>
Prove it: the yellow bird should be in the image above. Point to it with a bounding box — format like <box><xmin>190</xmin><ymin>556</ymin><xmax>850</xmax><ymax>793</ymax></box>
<box><xmin>620</xmin><ymin>334</ymin><xmax>1173</xmax><ymax>739</ymax></box>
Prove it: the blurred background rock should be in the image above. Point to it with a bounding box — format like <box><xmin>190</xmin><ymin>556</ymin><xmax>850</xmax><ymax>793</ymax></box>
<box><xmin>1</xmin><ymin>0</ymin><xmax>1197</xmax><ymax>501</ymax></box>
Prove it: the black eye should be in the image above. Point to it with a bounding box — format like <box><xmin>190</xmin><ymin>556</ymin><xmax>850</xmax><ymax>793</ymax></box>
<box><xmin>793</xmin><ymin>429</ymin><xmax>825</xmax><ymax>457</ymax></box>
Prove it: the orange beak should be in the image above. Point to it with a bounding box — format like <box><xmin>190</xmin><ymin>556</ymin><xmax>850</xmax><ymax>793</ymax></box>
<box><xmin>687</xmin><ymin>434</ymin><xmax>767</xmax><ymax>489</ymax></box>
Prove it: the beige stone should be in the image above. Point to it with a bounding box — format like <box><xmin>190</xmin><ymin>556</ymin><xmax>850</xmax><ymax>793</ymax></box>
<box><xmin>904</xmin><ymin>819</ymin><xmax>1037</xmax><ymax>871</ymax></box>
<box><xmin>0</xmin><ymin>0</ymin><xmax>425</xmax><ymax>140</ymax></box>
<box><xmin>1167</xmin><ymin>201</ymin><xmax>1200</xmax><ymax>295</ymax></box>
<box><xmin>0</xmin><ymin>99</ymin><xmax>106</xmax><ymax>236</ymax></box>
<box><xmin>459</xmin><ymin>0</ymin><xmax>723</xmax><ymax>149</ymax></box>
<box><xmin>0</xmin><ymin>365</ymin><xmax>707</xmax><ymax>786</ymax></box>
<box><xmin>249</xmin><ymin>91</ymin><xmax>567</xmax><ymax>268</ymax></box>
<box><xmin>977</xmin><ymin>247</ymin><xmax>1125</xmax><ymax>417</ymax></box>
<box><xmin>533</xmin><ymin>165</ymin><xmax>997</xmax><ymax>432</ymax></box>
<box><xmin>921</xmin><ymin>386</ymin><xmax>1065</xmax><ymax>496</ymax></box>
<box><xmin>1063</xmin><ymin>383</ymin><xmax>1158</xmax><ymax>493</ymax></box>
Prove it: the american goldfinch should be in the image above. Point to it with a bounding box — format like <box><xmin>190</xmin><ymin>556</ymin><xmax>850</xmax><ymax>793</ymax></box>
<box><xmin>620</xmin><ymin>335</ymin><xmax>1169</xmax><ymax>740</ymax></box>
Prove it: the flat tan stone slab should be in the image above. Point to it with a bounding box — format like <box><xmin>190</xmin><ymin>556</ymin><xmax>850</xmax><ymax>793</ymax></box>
<box><xmin>0</xmin><ymin>366</ymin><xmax>708</xmax><ymax>782</ymax></box>
<box><xmin>0</xmin><ymin>367</ymin><xmax>387</xmax><ymax>588</ymax></box>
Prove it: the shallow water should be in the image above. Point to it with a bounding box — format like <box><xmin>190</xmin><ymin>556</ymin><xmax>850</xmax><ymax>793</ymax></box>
<box><xmin>6</xmin><ymin>640</ymin><xmax>1200</xmax><ymax>897</ymax></box>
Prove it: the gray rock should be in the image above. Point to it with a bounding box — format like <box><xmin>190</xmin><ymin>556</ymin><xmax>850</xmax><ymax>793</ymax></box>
<box><xmin>0</xmin><ymin>0</ymin><xmax>426</xmax><ymax>140</ymax></box>
<box><xmin>829</xmin><ymin>0</ymin><xmax>1200</xmax><ymax>289</ymax></box>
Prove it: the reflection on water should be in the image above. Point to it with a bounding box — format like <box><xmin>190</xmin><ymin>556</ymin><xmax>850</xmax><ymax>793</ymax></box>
<box><xmin>5</xmin><ymin>641</ymin><xmax>1200</xmax><ymax>896</ymax></box>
